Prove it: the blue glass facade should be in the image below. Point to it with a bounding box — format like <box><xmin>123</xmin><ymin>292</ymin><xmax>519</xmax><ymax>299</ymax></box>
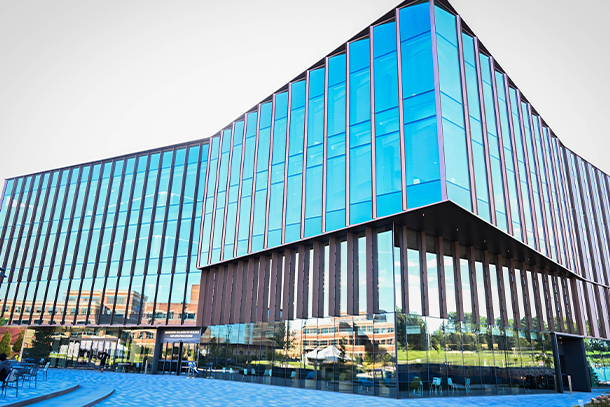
<box><xmin>0</xmin><ymin>142</ymin><xmax>207</xmax><ymax>327</ymax></box>
<box><xmin>1</xmin><ymin>0</ymin><xmax>610</xmax><ymax>399</ymax></box>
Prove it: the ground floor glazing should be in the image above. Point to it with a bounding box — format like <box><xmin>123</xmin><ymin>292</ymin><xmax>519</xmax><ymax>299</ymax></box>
<box><xmin>21</xmin><ymin>317</ymin><xmax>610</xmax><ymax>399</ymax></box>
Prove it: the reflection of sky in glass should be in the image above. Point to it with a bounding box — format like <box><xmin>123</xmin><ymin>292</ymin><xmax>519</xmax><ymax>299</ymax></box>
<box><xmin>408</xmin><ymin>248</ymin><xmax>420</xmax><ymax>315</ymax></box>
<box><xmin>489</xmin><ymin>264</ymin><xmax>501</xmax><ymax>325</ymax></box>
<box><xmin>377</xmin><ymin>231</ymin><xmax>394</xmax><ymax>313</ymax></box>
<box><xmin>502</xmin><ymin>267</ymin><xmax>513</xmax><ymax>326</ymax></box>
<box><xmin>475</xmin><ymin>261</ymin><xmax>486</xmax><ymax>322</ymax></box>
<box><xmin>393</xmin><ymin>249</ymin><xmax>401</xmax><ymax>313</ymax></box>
<box><xmin>340</xmin><ymin>241</ymin><xmax>348</xmax><ymax>314</ymax></box>
<box><xmin>444</xmin><ymin>255</ymin><xmax>456</xmax><ymax>316</ymax></box>
<box><xmin>460</xmin><ymin>258</ymin><xmax>471</xmax><ymax>316</ymax></box>
<box><xmin>427</xmin><ymin>252</ymin><xmax>439</xmax><ymax>317</ymax></box>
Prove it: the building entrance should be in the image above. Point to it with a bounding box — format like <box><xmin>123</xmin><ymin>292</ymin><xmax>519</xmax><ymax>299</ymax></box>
<box><xmin>154</xmin><ymin>328</ymin><xmax>202</xmax><ymax>375</ymax></box>
<box><xmin>554</xmin><ymin>334</ymin><xmax>591</xmax><ymax>393</ymax></box>
<box><xmin>157</xmin><ymin>342</ymin><xmax>199</xmax><ymax>375</ymax></box>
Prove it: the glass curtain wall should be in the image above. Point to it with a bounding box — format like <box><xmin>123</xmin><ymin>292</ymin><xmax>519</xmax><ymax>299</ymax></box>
<box><xmin>0</xmin><ymin>142</ymin><xmax>207</xmax><ymax>327</ymax></box>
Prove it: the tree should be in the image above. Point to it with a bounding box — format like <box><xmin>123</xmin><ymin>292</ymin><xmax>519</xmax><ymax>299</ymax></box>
<box><xmin>12</xmin><ymin>331</ymin><xmax>23</xmax><ymax>353</ymax></box>
<box><xmin>0</xmin><ymin>331</ymin><xmax>11</xmax><ymax>355</ymax></box>
<box><xmin>24</xmin><ymin>328</ymin><xmax>54</xmax><ymax>360</ymax></box>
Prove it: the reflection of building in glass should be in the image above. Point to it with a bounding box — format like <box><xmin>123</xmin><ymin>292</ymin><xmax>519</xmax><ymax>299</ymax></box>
<box><xmin>299</xmin><ymin>315</ymin><xmax>395</xmax><ymax>362</ymax></box>
<box><xmin>3</xmin><ymin>285</ymin><xmax>199</xmax><ymax>326</ymax></box>
<box><xmin>2</xmin><ymin>0</ymin><xmax>610</xmax><ymax>400</ymax></box>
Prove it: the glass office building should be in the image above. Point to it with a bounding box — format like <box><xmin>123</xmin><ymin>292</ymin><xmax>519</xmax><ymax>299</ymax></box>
<box><xmin>1</xmin><ymin>0</ymin><xmax>609</xmax><ymax>399</ymax></box>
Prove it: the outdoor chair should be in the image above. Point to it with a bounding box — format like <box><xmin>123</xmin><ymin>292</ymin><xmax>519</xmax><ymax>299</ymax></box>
<box><xmin>186</xmin><ymin>362</ymin><xmax>197</xmax><ymax>379</ymax></box>
<box><xmin>38</xmin><ymin>362</ymin><xmax>50</xmax><ymax>381</ymax></box>
<box><xmin>448</xmin><ymin>377</ymin><xmax>458</xmax><ymax>395</ymax></box>
<box><xmin>408</xmin><ymin>376</ymin><xmax>423</xmax><ymax>396</ymax></box>
<box><xmin>263</xmin><ymin>369</ymin><xmax>272</xmax><ymax>384</ymax></box>
<box><xmin>431</xmin><ymin>377</ymin><xmax>443</xmax><ymax>395</ymax></box>
<box><xmin>496</xmin><ymin>377</ymin><xmax>506</xmax><ymax>394</ymax></box>
<box><xmin>21</xmin><ymin>367</ymin><xmax>38</xmax><ymax>389</ymax></box>
<box><xmin>465</xmin><ymin>378</ymin><xmax>471</xmax><ymax>395</ymax></box>
<box><xmin>1</xmin><ymin>370</ymin><xmax>19</xmax><ymax>398</ymax></box>
<box><xmin>290</xmin><ymin>370</ymin><xmax>297</xmax><ymax>385</ymax></box>
<box><xmin>325</xmin><ymin>374</ymin><xmax>334</xmax><ymax>391</ymax></box>
<box><xmin>357</xmin><ymin>377</ymin><xmax>372</xmax><ymax>394</ymax></box>
<box><xmin>242</xmin><ymin>368</ymin><xmax>248</xmax><ymax>381</ymax></box>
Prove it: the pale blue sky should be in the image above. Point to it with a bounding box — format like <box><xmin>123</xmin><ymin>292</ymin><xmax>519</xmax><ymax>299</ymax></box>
<box><xmin>1</xmin><ymin>0</ymin><xmax>608</xmax><ymax>185</ymax></box>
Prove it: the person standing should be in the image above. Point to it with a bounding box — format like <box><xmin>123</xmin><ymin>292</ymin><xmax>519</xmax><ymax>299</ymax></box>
<box><xmin>98</xmin><ymin>350</ymin><xmax>110</xmax><ymax>373</ymax></box>
<box><xmin>0</xmin><ymin>353</ymin><xmax>11</xmax><ymax>381</ymax></box>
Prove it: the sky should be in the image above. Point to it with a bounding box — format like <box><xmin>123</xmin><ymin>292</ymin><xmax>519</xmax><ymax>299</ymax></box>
<box><xmin>1</xmin><ymin>0</ymin><xmax>609</xmax><ymax>185</ymax></box>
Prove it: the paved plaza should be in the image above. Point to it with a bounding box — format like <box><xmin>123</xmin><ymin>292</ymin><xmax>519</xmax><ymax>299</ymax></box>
<box><xmin>15</xmin><ymin>369</ymin><xmax>607</xmax><ymax>406</ymax></box>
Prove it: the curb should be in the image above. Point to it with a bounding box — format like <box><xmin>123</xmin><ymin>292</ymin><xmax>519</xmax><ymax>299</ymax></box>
<box><xmin>81</xmin><ymin>388</ymin><xmax>115</xmax><ymax>407</ymax></box>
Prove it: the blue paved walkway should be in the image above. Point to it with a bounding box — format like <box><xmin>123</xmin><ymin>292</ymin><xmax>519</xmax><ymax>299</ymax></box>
<box><xmin>34</xmin><ymin>369</ymin><xmax>608</xmax><ymax>406</ymax></box>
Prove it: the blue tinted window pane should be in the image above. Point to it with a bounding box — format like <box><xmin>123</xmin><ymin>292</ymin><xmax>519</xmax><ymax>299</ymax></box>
<box><xmin>224</xmin><ymin>121</ymin><xmax>245</xmax><ymax>259</ymax></box>
<box><xmin>326</xmin><ymin>55</ymin><xmax>346</xmax><ymax>231</ymax></box>
<box><xmin>585</xmin><ymin>165</ymin><xmax>605</xmax><ymax>281</ymax></box>
<box><xmin>552</xmin><ymin>138</ymin><xmax>575</xmax><ymax>268</ymax></box>
<box><xmin>210</xmin><ymin>130</ymin><xmax>232</xmax><ymax>263</ymax></box>
<box><xmin>268</xmin><ymin>93</ymin><xmax>289</xmax><ymax>248</ymax></box>
<box><xmin>436</xmin><ymin>8</ymin><xmax>470</xmax><ymax>211</ymax></box>
<box><xmin>480</xmin><ymin>54</ymin><xmax>507</xmax><ymax>232</ymax></box>
<box><xmin>533</xmin><ymin>119</ymin><xmax>556</xmax><ymax>260</ymax></box>
<box><xmin>236</xmin><ymin>112</ymin><xmax>258</xmax><ymax>255</ymax></box>
<box><xmin>374</xmin><ymin>22</ymin><xmax>402</xmax><ymax>217</ymax></box>
<box><xmin>252</xmin><ymin>103</ymin><xmax>273</xmax><ymax>252</ymax></box>
<box><xmin>495</xmin><ymin>72</ymin><xmax>522</xmax><ymax>240</ymax></box>
<box><xmin>349</xmin><ymin>39</ymin><xmax>372</xmax><ymax>225</ymax></box>
<box><xmin>190</xmin><ymin>144</ymin><xmax>208</xmax><ymax>272</ymax></box>
<box><xmin>200</xmin><ymin>137</ymin><xmax>220</xmax><ymax>265</ymax></box>
<box><xmin>0</xmin><ymin>180</ymin><xmax>15</xmax><ymax>231</ymax></box>
<box><xmin>400</xmin><ymin>4</ymin><xmax>441</xmax><ymax>208</ymax></box>
<box><xmin>521</xmin><ymin>102</ymin><xmax>546</xmax><ymax>254</ymax></box>
<box><xmin>592</xmin><ymin>168</ymin><xmax>610</xmax><ymax>279</ymax></box>
<box><xmin>285</xmin><ymin>82</ymin><xmax>306</xmax><ymax>243</ymax></box>
<box><xmin>462</xmin><ymin>33</ymin><xmax>490</xmax><ymax>222</ymax></box>
<box><xmin>545</xmin><ymin>133</ymin><xmax>567</xmax><ymax>264</ymax></box>
<box><xmin>509</xmin><ymin>88</ymin><xmax>535</xmax><ymax>247</ymax></box>
<box><xmin>304</xmin><ymin>69</ymin><xmax>325</xmax><ymax>237</ymax></box>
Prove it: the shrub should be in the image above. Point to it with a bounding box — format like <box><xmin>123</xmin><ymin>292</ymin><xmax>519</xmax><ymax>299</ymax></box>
<box><xmin>590</xmin><ymin>394</ymin><xmax>610</xmax><ymax>407</ymax></box>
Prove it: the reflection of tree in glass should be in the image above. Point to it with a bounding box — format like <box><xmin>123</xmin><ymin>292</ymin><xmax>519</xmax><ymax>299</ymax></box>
<box><xmin>395</xmin><ymin>314</ymin><xmax>426</xmax><ymax>351</ymax></box>
<box><xmin>273</xmin><ymin>322</ymin><xmax>296</xmax><ymax>367</ymax></box>
<box><xmin>338</xmin><ymin>338</ymin><xmax>347</xmax><ymax>363</ymax></box>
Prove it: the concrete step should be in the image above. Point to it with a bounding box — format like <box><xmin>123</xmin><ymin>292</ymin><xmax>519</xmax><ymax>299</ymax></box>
<box><xmin>2</xmin><ymin>383</ymin><xmax>79</xmax><ymax>407</ymax></box>
<box><xmin>26</xmin><ymin>383</ymin><xmax>114</xmax><ymax>407</ymax></box>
